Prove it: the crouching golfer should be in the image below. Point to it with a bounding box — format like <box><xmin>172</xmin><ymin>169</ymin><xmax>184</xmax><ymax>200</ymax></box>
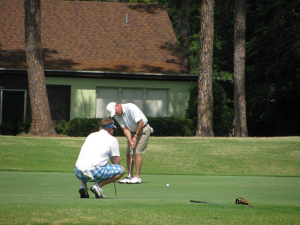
<box><xmin>74</xmin><ymin>118</ymin><xmax>125</xmax><ymax>198</ymax></box>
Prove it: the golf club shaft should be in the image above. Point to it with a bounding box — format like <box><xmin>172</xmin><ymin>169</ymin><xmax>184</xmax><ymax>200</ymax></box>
<box><xmin>129</xmin><ymin>148</ymin><xmax>134</xmax><ymax>178</ymax></box>
<box><xmin>114</xmin><ymin>181</ymin><xmax>117</xmax><ymax>196</ymax></box>
<box><xmin>190</xmin><ymin>200</ymin><xmax>221</xmax><ymax>205</ymax></box>
<box><xmin>114</xmin><ymin>182</ymin><xmax>120</xmax><ymax>198</ymax></box>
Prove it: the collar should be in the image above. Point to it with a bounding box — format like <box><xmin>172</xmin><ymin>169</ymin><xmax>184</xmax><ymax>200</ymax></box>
<box><xmin>121</xmin><ymin>104</ymin><xmax>127</xmax><ymax>115</ymax></box>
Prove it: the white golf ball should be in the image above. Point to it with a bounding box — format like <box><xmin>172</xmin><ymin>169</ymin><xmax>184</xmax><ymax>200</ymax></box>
<box><xmin>166</xmin><ymin>184</ymin><xmax>169</xmax><ymax>187</ymax></box>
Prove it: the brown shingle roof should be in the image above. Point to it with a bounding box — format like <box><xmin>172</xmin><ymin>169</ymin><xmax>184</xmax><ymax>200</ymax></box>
<box><xmin>0</xmin><ymin>0</ymin><xmax>187</xmax><ymax>74</ymax></box>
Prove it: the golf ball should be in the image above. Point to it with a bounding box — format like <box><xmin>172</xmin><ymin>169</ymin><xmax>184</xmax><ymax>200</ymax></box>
<box><xmin>166</xmin><ymin>184</ymin><xmax>169</xmax><ymax>187</ymax></box>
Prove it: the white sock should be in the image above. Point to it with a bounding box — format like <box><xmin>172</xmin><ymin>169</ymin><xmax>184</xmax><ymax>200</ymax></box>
<box><xmin>80</xmin><ymin>182</ymin><xmax>87</xmax><ymax>189</ymax></box>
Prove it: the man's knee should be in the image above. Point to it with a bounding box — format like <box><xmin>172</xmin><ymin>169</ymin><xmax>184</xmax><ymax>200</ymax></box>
<box><xmin>121</xmin><ymin>166</ymin><xmax>125</xmax><ymax>175</ymax></box>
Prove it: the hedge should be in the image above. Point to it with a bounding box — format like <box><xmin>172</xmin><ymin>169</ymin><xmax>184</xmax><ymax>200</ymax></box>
<box><xmin>0</xmin><ymin>117</ymin><xmax>194</xmax><ymax>137</ymax></box>
<box><xmin>61</xmin><ymin>117</ymin><xmax>194</xmax><ymax>137</ymax></box>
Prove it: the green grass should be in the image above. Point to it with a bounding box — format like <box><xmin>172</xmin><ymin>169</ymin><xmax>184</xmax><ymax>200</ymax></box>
<box><xmin>0</xmin><ymin>136</ymin><xmax>300</xmax><ymax>224</ymax></box>
<box><xmin>1</xmin><ymin>136</ymin><xmax>299</xmax><ymax>176</ymax></box>
<box><xmin>1</xmin><ymin>172</ymin><xmax>299</xmax><ymax>225</ymax></box>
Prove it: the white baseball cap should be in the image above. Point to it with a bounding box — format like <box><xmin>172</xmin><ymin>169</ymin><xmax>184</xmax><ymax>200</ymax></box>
<box><xmin>106</xmin><ymin>102</ymin><xmax>116</xmax><ymax>117</ymax></box>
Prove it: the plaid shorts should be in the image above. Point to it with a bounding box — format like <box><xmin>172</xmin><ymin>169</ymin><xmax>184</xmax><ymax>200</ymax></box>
<box><xmin>74</xmin><ymin>164</ymin><xmax>123</xmax><ymax>182</ymax></box>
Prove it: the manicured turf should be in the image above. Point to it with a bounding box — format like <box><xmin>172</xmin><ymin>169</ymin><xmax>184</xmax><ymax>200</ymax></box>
<box><xmin>0</xmin><ymin>171</ymin><xmax>299</xmax><ymax>224</ymax></box>
<box><xmin>1</xmin><ymin>136</ymin><xmax>300</xmax><ymax>176</ymax></box>
<box><xmin>0</xmin><ymin>136</ymin><xmax>299</xmax><ymax>224</ymax></box>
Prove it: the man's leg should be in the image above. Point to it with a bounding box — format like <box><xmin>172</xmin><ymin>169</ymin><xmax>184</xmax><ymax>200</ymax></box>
<box><xmin>134</xmin><ymin>154</ymin><xmax>143</xmax><ymax>179</ymax></box>
<box><xmin>119</xmin><ymin>152</ymin><xmax>134</xmax><ymax>183</ymax></box>
<box><xmin>98</xmin><ymin>168</ymin><xmax>125</xmax><ymax>187</ymax></box>
<box><xmin>74</xmin><ymin>167</ymin><xmax>90</xmax><ymax>198</ymax></box>
<box><xmin>127</xmin><ymin>153</ymin><xmax>134</xmax><ymax>178</ymax></box>
<box><xmin>79</xmin><ymin>182</ymin><xmax>89</xmax><ymax>198</ymax></box>
<box><xmin>129</xmin><ymin>127</ymin><xmax>150</xmax><ymax>184</ymax></box>
<box><xmin>90</xmin><ymin>166</ymin><xmax>125</xmax><ymax>198</ymax></box>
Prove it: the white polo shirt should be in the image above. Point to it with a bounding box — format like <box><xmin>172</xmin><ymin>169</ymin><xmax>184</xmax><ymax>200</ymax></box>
<box><xmin>115</xmin><ymin>103</ymin><xmax>148</xmax><ymax>132</ymax></box>
<box><xmin>75</xmin><ymin>129</ymin><xmax>120</xmax><ymax>171</ymax></box>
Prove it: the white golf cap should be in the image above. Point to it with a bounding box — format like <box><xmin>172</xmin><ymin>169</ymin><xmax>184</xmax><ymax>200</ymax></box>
<box><xmin>106</xmin><ymin>102</ymin><xmax>116</xmax><ymax>117</ymax></box>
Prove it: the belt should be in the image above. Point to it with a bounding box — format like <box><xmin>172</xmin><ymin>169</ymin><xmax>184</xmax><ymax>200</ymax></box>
<box><xmin>143</xmin><ymin>123</ymin><xmax>148</xmax><ymax>128</ymax></box>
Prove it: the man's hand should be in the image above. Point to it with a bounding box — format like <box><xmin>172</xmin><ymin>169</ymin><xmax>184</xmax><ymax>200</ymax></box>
<box><xmin>123</xmin><ymin>127</ymin><xmax>135</xmax><ymax>148</ymax></box>
<box><xmin>131</xmin><ymin>138</ymin><xmax>136</xmax><ymax>149</ymax></box>
<box><xmin>131</xmin><ymin>120</ymin><xmax>144</xmax><ymax>149</ymax></box>
<box><xmin>123</xmin><ymin>119</ymin><xmax>143</xmax><ymax>149</ymax></box>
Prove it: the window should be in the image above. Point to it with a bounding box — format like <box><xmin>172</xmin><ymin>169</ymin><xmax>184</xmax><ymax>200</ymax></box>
<box><xmin>47</xmin><ymin>85</ymin><xmax>71</xmax><ymax>123</ymax></box>
<box><xmin>96</xmin><ymin>88</ymin><xmax>119</xmax><ymax>118</ymax></box>
<box><xmin>146</xmin><ymin>89</ymin><xmax>168</xmax><ymax>117</ymax></box>
<box><xmin>0</xmin><ymin>89</ymin><xmax>27</xmax><ymax>124</ymax></box>
<box><xmin>96</xmin><ymin>87</ymin><xmax>168</xmax><ymax>118</ymax></box>
<box><xmin>121</xmin><ymin>88</ymin><xmax>143</xmax><ymax>110</ymax></box>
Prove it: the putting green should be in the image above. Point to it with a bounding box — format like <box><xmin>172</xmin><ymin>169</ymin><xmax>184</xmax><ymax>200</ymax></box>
<box><xmin>0</xmin><ymin>171</ymin><xmax>300</xmax><ymax>224</ymax></box>
<box><xmin>1</xmin><ymin>171</ymin><xmax>299</xmax><ymax>204</ymax></box>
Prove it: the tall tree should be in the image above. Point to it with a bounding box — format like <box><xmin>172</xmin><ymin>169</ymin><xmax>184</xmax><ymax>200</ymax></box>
<box><xmin>233</xmin><ymin>0</ymin><xmax>247</xmax><ymax>136</ymax></box>
<box><xmin>246</xmin><ymin>0</ymin><xmax>300</xmax><ymax>136</ymax></box>
<box><xmin>180</xmin><ymin>0</ymin><xmax>192</xmax><ymax>73</ymax></box>
<box><xmin>196</xmin><ymin>0</ymin><xmax>215</xmax><ymax>137</ymax></box>
<box><xmin>25</xmin><ymin>0</ymin><xmax>56</xmax><ymax>136</ymax></box>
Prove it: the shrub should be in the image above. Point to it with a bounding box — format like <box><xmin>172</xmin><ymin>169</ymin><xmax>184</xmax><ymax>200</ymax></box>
<box><xmin>63</xmin><ymin>117</ymin><xmax>193</xmax><ymax>137</ymax></box>
<box><xmin>63</xmin><ymin>117</ymin><xmax>124</xmax><ymax>137</ymax></box>
<box><xmin>0</xmin><ymin>120</ymin><xmax>31</xmax><ymax>136</ymax></box>
<box><xmin>17</xmin><ymin>119</ymin><xmax>31</xmax><ymax>135</ymax></box>
<box><xmin>63</xmin><ymin>117</ymin><xmax>100</xmax><ymax>137</ymax></box>
<box><xmin>55</xmin><ymin>120</ymin><xmax>67</xmax><ymax>135</ymax></box>
<box><xmin>213</xmin><ymin>81</ymin><xmax>234</xmax><ymax>136</ymax></box>
<box><xmin>0</xmin><ymin>122</ymin><xmax>18</xmax><ymax>135</ymax></box>
<box><xmin>148</xmin><ymin>117</ymin><xmax>193</xmax><ymax>136</ymax></box>
<box><xmin>185</xmin><ymin>81</ymin><xmax>234</xmax><ymax>136</ymax></box>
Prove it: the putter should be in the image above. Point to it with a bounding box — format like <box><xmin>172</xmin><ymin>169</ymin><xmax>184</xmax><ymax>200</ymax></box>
<box><xmin>114</xmin><ymin>182</ymin><xmax>120</xmax><ymax>199</ymax></box>
<box><xmin>118</xmin><ymin>147</ymin><xmax>134</xmax><ymax>184</ymax></box>
<box><xmin>190</xmin><ymin>200</ymin><xmax>221</xmax><ymax>205</ymax></box>
<box><xmin>128</xmin><ymin>148</ymin><xmax>134</xmax><ymax>180</ymax></box>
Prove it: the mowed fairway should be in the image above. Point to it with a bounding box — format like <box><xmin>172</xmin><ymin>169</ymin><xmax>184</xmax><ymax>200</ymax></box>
<box><xmin>0</xmin><ymin>136</ymin><xmax>300</xmax><ymax>224</ymax></box>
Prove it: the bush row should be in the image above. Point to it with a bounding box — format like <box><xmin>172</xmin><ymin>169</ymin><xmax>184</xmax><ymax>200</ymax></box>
<box><xmin>0</xmin><ymin>120</ymin><xmax>31</xmax><ymax>136</ymax></box>
<box><xmin>0</xmin><ymin>117</ymin><xmax>194</xmax><ymax>137</ymax></box>
<box><xmin>61</xmin><ymin>117</ymin><xmax>194</xmax><ymax>137</ymax></box>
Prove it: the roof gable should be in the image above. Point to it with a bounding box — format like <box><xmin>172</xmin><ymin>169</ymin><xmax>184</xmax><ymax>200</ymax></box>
<box><xmin>0</xmin><ymin>0</ymin><xmax>187</xmax><ymax>74</ymax></box>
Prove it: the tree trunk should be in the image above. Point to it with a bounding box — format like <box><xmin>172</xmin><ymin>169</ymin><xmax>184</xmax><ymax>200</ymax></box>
<box><xmin>25</xmin><ymin>0</ymin><xmax>56</xmax><ymax>136</ymax></box>
<box><xmin>180</xmin><ymin>0</ymin><xmax>192</xmax><ymax>73</ymax></box>
<box><xmin>233</xmin><ymin>0</ymin><xmax>248</xmax><ymax>137</ymax></box>
<box><xmin>196</xmin><ymin>0</ymin><xmax>214</xmax><ymax>137</ymax></box>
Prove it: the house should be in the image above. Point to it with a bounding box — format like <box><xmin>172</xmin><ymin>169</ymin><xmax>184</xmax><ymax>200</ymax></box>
<box><xmin>0</xmin><ymin>0</ymin><xmax>197</xmax><ymax>125</ymax></box>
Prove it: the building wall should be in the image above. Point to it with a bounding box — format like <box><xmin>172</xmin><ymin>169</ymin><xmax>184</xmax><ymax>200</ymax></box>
<box><xmin>46</xmin><ymin>77</ymin><xmax>192</xmax><ymax>119</ymax></box>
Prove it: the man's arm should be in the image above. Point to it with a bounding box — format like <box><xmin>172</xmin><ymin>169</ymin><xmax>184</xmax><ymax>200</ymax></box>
<box><xmin>134</xmin><ymin>119</ymin><xmax>144</xmax><ymax>137</ymax></box>
<box><xmin>123</xmin><ymin>127</ymin><xmax>134</xmax><ymax>148</ymax></box>
<box><xmin>111</xmin><ymin>156</ymin><xmax>121</xmax><ymax>165</ymax></box>
<box><xmin>132</xmin><ymin>119</ymin><xmax>144</xmax><ymax>148</ymax></box>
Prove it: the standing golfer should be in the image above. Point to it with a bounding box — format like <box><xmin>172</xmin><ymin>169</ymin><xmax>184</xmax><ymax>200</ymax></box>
<box><xmin>106</xmin><ymin>102</ymin><xmax>152</xmax><ymax>184</ymax></box>
<box><xmin>74</xmin><ymin>118</ymin><xmax>125</xmax><ymax>198</ymax></box>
